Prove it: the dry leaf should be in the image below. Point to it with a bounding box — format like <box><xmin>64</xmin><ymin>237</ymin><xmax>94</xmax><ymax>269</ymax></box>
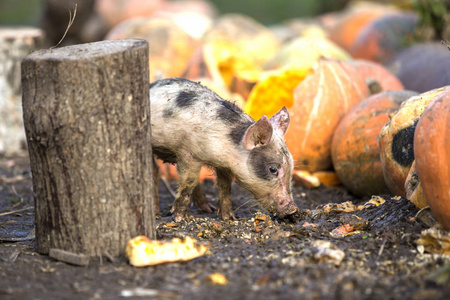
<box><xmin>416</xmin><ymin>227</ymin><xmax>450</xmax><ymax>256</ymax></box>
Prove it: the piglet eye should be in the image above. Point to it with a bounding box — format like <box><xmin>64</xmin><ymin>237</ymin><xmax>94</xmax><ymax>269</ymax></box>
<box><xmin>268</xmin><ymin>166</ymin><xmax>278</xmax><ymax>176</ymax></box>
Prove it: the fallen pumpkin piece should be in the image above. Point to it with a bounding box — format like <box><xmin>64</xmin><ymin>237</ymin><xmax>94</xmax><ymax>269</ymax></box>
<box><xmin>293</xmin><ymin>170</ymin><xmax>341</xmax><ymax>188</ymax></box>
<box><xmin>312</xmin><ymin>171</ymin><xmax>341</xmax><ymax>187</ymax></box>
<box><xmin>205</xmin><ymin>272</ymin><xmax>228</xmax><ymax>285</ymax></box>
<box><xmin>293</xmin><ymin>170</ymin><xmax>321</xmax><ymax>188</ymax></box>
<box><xmin>330</xmin><ymin>224</ymin><xmax>355</xmax><ymax>238</ymax></box>
<box><xmin>356</xmin><ymin>196</ymin><xmax>386</xmax><ymax>210</ymax></box>
<box><xmin>319</xmin><ymin>201</ymin><xmax>358</xmax><ymax>214</ymax></box>
<box><xmin>126</xmin><ymin>236</ymin><xmax>210</xmax><ymax>267</ymax></box>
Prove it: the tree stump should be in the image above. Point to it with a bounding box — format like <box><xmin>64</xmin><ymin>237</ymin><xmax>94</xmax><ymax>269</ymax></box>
<box><xmin>21</xmin><ymin>39</ymin><xmax>155</xmax><ymax>257</ymax></box>
<box><xmin>0</xmin><ymin>27</ymin><xmax>44</xmax><ymax>154</ymax></box>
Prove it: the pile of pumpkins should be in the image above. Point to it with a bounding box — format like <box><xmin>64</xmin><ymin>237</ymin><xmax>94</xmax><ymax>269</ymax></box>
<box><xmin>102</xmin><ymin>0</ymin><xmax>450</xmax><ymax>229</ymax></box>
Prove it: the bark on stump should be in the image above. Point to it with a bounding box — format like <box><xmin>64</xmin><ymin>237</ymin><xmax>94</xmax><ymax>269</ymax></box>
<box><xmin>0</xmin><ymin>27</ymin><xmax>44</xmax><ymax>154</ymax></box>
<box><xmin>21</xmin><ymin>39</ymin><xmax>155</xmax><ymax>257</ymax></box>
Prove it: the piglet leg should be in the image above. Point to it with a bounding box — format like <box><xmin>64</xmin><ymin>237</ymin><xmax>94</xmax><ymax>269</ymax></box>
<box><xmin>171</xmin><ymin>160</ymin><xmax>202</xmax><ymax>222</ymax></box>
<box><xmin>192</xmin><ymin>184</ymin><xmax>216</xmax><ymax>213</ymax></box>
<box><xmin>216</xmin><ymin>168</ymin><xmax>235</xmax><ymax>220</ymax></box>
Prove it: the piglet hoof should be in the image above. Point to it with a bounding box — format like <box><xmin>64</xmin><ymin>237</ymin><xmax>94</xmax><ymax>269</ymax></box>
<box><xmin>192</xmin><ymin>186</ymin><xmax>217</xmax><ymax>213</ymax></box>
<box><xmin>197</xmin><ymin>202</ymin><xmax>217</xmax><ymax>214</ymax></box>
<box><xmin>170</xmin><ymin>206</ymin><xmax>189</xmax><ymax>222</ymax></box>
<box><xmin>219</xmin><ymin>210</ymin><xmax>235</xmax><ymax>221</ymax></box>
<box><xmin>173</xmin><ymin>212</ymin><xmax>188</xmax><ymax>223</ymax></box>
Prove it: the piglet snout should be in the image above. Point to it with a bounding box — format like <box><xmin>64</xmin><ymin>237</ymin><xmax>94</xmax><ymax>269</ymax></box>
<box><xmin>276</xmin><ymin>198</ymin><xmax>298</xmax><ymax>218</ymax></box>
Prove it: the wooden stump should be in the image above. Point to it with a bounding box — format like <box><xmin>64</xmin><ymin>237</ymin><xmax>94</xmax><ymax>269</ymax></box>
<box><xmin>21</xmin><ymin>39</ymin><xmax>155</xmax><ymax>257</ymax></box>
<box><xmin>0</xmin><ymin>27</ymin><xmax>44</xmax><ymax>154</ymax></box>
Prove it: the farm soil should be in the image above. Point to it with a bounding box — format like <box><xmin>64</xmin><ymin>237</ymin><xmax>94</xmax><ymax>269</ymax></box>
<box><xmin>1</xmin><ymin>151</ymin><xmax>449</xmax><ymax>300</ymax></box>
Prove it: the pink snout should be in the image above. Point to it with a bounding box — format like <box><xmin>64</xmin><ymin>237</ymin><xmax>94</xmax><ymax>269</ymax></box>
<box><xmin>275</xmin><ymin>197</ymin><xmax>298</xmax><ymax>218</ymax></box>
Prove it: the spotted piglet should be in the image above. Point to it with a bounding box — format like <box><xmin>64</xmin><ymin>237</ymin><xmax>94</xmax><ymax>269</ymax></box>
<box><xmin>150</xmin><ymin>78</ymin><xmax>298</xmax><ymax>221</ymax></box>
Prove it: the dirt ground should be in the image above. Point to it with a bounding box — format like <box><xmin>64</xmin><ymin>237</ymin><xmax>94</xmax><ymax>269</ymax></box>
<box><xmin>1</xmin><ymin>151</ymin><xmax>450</xmax><ymax>300</ymax></box>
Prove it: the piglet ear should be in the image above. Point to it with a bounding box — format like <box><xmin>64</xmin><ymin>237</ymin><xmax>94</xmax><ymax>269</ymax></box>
<box><xmin>269</xmin><ymin>106</ymin><xmax>290</xmax><ymax>136</ymax></box>
<box><xmin>242</xmin><ymin>116</ymin><xmax>273</xmax><ymax>150</ymax></box>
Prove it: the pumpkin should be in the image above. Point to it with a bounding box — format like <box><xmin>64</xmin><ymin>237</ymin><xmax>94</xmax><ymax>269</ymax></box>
<box><xmin>105</xmin><ymin>17</ymin><xmax>200</xmax><ymax>82</ymax></box>
<box><xmin>244</xmin><ymin>67</ymin><xmax>313</xmax><ymax>121</ymax></box>
<box><xmin>350</xmin><ymin>12</ymin><xmax>418</xmax><ymax>63</ymax></box>
<box><xmin>404</xmin><ymin>160</ymin><xmax>427</xmax><ymax>209</ymax></box>
<box><xmin>414</xmin><ymin>87</ymin><xmax>450</xmax><ymax>230</ymax></box>
<box><xmin>278</xmin><ymin>20</ymin><xmax>327</xmax><ymax>42</ymax></box>
<box><xmin>387</xmin><ymin>42</ymin><xmax>450</xmax><ymax>93</ymax></box>
<box><xmin>348</xmin><ymin>59</ymin><xmax>404</xmax><ymax>94</ymax></box>
<box><xmin>264</xmin><ymin>36</ymin><xmax>350</xmax><ymax>71</ymax></box>
<box><xmin>286</xmin><ymin>58</ymin><xmax>370</xmax><ymax>172</ymax></box>
<box><xmin>328</xmin><ymin>9</ymin><xmax>388</xmax><ymax>52</ymax></box>
<box><xmin>201</xmin><ymin>13</ymin><xmax>279</xmax><ymax>88</ymax></box>
<box><xmin>332</xmin><ymin>90</ymin><xmax>417</xmax><ymax>197</ymax></box>
<box><xmin>379</xmin><ymin>86</ymin><xmax>448</xmax><ymax>196</ymax></box>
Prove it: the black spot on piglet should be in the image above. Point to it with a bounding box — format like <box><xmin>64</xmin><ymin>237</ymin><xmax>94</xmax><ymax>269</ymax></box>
<box><xmin>218</xmin><ymin>100</ymin><xmax>246</xmax><ymax>124</ymax></box>
<box><xmin>176</xmin><ymin>90</ymin><xmax>197</xmax><ymax>107</ymax></box>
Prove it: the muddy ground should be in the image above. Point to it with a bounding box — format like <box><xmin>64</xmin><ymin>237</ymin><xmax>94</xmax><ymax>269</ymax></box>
<box><xmin>1</xmin><ymin>151</ymin><xmax>449</xmax><ymax>300</ymax></box>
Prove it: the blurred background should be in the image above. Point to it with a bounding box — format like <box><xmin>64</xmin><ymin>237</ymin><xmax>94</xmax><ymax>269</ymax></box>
<box><xmin>1</xmin><ymin>0</ymin><xmax>350</xmax><ymax>27</ymax></box>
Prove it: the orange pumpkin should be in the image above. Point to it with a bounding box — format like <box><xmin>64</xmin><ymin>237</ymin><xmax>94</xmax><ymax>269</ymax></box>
<box><xmin>332</xmin><ymin>90</ymin><xmax>417</xmax><ymax>197</ymax></box>
<box><xmin>379</xmin><ymin>86</ymin><xmax>448</xmax><ymax>196</ymax></box>
<box><xmin>105</xmin><ymin>17</ymin><xmax>200</xmax><ymax>82</ymax></box>
<box><xmin>286</xmin><ymin>58</ymin><xmax>370</xmax><ymax>172</ymax></box>
<box><xmin>414</xmin><ymin>87</ymin><xmax>450</xmax><ymax>229</ymax></box>
<box><xmin>404</xmin><ymin>160</ymin><xmax>427</xmax><ymax>209</ymax></box>
<box><xmin>350</xmin><ymin>12</ymin><xmax>418</xmax><ymax>63</ymax></box>
<box><xmin>349</xmin><ymin>59</ymin><xmax>404</xmax><ymax>94</ymax></box>
<box><xmin>329</xmin><ymin>10</ymin><xmax>387</xmax><ymax>52</ymax></box>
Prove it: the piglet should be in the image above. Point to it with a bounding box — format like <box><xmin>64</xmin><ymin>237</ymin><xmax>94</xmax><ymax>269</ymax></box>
<box><xmin>150</xmin><ymin>78</ymin><xmax>298</xmax><ymax>221</ymax></box>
